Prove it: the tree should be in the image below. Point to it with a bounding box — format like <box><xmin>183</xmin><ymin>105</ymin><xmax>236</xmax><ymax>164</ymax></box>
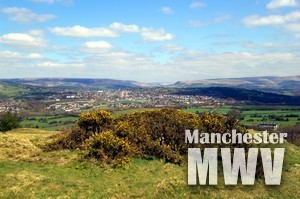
<box><xmin>0</xmin><ymin>111</ymin><xmax>20</xmax><ymax>132</ymax></box>
<box><xmin>278</xmin><ymin>125</ymin><xmax>300</xmax><ymax>146</ymax></box>
<box><xmin>227</xmin><ymin>109</ymin><xmax>243</xmax><ymax>120</ymax></box>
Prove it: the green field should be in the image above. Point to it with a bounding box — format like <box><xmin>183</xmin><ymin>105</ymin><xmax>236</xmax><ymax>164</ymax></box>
<box><xmin>184</xmin><ymin>106</ymin><xmax>300</xmax><ymax>126</ymax></box>
<box><xmin>113</xmin><ymin>108</ymin><xmax>159</xmax><ymax>115</ymax></box>
<box><xmin>0</xmin><ymin>128</ymin><xmax>299</xmax><ymax>198</ymax></box>
<box><xmin>184</xmin><ymin>107</ymin><xmax>214</xmax><ymax>113</ymax></box>
<box><xmin>241</xmin><ymin>109</ymin><xmax>300</xmax><ymax>126</ymax></box>
<box><xmin>20</xmin><ymin>116</ymin><xmax>78</xmax><ymax>131</ymax></box>
<box><xmin>19</xmin><ymin>105</ymin><xmax>300</xmax><ymax>132</ymax></box>
<box><xmin>0</xmin><ymin>83</ymin><xmax>30</xmax><ymax>98</ymax></box>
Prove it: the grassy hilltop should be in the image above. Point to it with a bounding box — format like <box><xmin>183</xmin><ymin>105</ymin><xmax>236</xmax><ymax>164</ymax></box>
<box><xmin>0</xmin><ymin>128</ymin><xmax>299</xmax><ymax>198</ymax></box>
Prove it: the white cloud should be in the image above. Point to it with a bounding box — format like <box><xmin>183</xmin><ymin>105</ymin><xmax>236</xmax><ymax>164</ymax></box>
<box><xmin>166</xmin><ymin>51</ymin><xmax>299</xmax><ymax>80</ymax></box>
<box><xmin>284</xmin><ymin>23</ymin><xmax>300</xmax><ymax>37</ymax></box>
<box><xmin>285</xmin><ymin>23</ymin><xmax>300</xmax><ymax>31</ymax></box>
<box><xmin>1</xmin><ymin>7</ymin><xmax>56</xmax><ymax>23</ymax></box>
<box><xmin>109</xmin><ymin>22</ymin><xmax>140</xmax><ymax>32</ymax></box>
<box><xmin>36</xmin><ymin>61</ymin><xmax>84</xmax><ymax>68</ymax></box>
<box><xmin>141</xmin><ymin>28</ymin><xmax>175</xmax><ymax>42</ymax></box>
<box><xmin>266</xmin><ymin>0</ymin><xmax>298</xmax><ymax>9</ymax></box>
<box><xmin>111</xmin><ymin>23</ymin><xmax>175</xmax><ymax>42</ymax></box>
<box><xmin>190</xmin><ymin>2</ymin><xmax>206</xmax><ymax>8</ymax></box>
<box><xmin>30</xmin><ymin>0</ymin><xmax>73</xmax><ymax>5</ymax></box>
<box><xmin>0</xmin><ymin>51</ymin><xmax>44</xmax><ymax>73</ymax></box>
<box><xmin>28</xmin><ymin>53</ymin><xmax>44</xmax><ymax>59</ymax></box>
<box><xmin>0</xmin><ymin>51</ymin><xmax>43</xmax><ymax>60</ymax></box>
<box><xmin>243</xmin><ymin>11</ymin><xmax>300</xmax><ymax>27</ymax></box>
<box><xmin>84</xmin><ymin>41</ymin><xmax>114</xmax><ymax>49</ymax></box>
<box><xmin>50</xmin><ymin>23</ymin><xmax>175</xmax><ymax>42</ymax></box>
<box><xmin>81</xmin><ymin>41</ymin><xmax>114</xmax><ymax>53</ymax></box>
<box><xmin>0</xmin><ymin>33</ymin><xmax>47</xmax><ymax>48</ymax></box>
<box><xmin>158</xmin><ymin>44</ymin><xmax>183</xmax><ymax>51</ymax></box>
<box><xmin>160</xmin><ymin>6</ymin><xmax>174</xmax><ymax>14</ymax></box>
<box><xmin>50</xmin><ymin>25</ymin><xmax>119</xmax><ymax>38</ymax></box>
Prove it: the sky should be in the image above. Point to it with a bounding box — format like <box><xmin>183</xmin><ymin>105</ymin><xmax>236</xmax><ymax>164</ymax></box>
<box><xmin>0</xmin><ymin>0</ymin><xmax>300</xmax><ymax>82</ymax></box>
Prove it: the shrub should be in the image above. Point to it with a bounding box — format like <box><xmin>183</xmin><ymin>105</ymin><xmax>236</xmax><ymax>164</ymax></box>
<box><xmin>44</xmin><ymin>127</ymin><xmax>88</xmax><ymax>150</ymax></box>
<box><xmin>0</xmin><ymin>111</ymin><xmax>19</xmax><ymax>132</ymax></box>
<box><xmin>85</xmin><ymin>131</ymin><xmax>132</xmax><ymax>168</ymax></box>
<box><xmin>78</xmin><ymin>110</ymin><xmax>113</xmax><ymax>134</ymax></box>
<box><xmin>46</xmin><ymin>108</ymin><xmax>251</xmax><ymax>168</ymax></box>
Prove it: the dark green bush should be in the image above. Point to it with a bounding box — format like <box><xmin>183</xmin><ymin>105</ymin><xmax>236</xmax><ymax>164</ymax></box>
<box><xmin>45</xmin><ymin>127</ymin><xmax>88</xmax><ymax>150</ymax></box>
<box><xmin>0</xmin><ymin>111</ymin><xmax>19</xmax><ymax>132</ymax></box>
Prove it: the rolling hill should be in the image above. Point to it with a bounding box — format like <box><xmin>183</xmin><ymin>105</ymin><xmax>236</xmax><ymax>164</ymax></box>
<box><xmin>173</xmin><ymin>87</ymin><xmax>300</xmax><ymax>105</ymax></box>
<box><xmin>0</xmin><ymin>76</ymin><xmax>299</xmax><ymax>92</ymax></box>
<box><xmin>169</xmin><ymin>76</ymin><xmax>300</xmax><ymax>91</ymax></box>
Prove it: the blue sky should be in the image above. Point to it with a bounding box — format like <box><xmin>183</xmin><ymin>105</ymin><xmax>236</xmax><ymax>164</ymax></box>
<box><xmin>0</xmin><ymin>0</ymin><xmax>299</xmax><ymax>82</ymax></box>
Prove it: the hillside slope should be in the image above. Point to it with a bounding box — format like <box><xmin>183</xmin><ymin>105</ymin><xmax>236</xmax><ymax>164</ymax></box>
<box><xmin>0</xmin><ymin>128</ymin><xmax>299</xmax><ymax>198</ymax></box>
<box><xmin>170</xmin><ymin>76</ymin><xmax>300</xmax><ymax>91</ymax></box>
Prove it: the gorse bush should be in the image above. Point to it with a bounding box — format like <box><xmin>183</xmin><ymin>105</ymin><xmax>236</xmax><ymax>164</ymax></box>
<box><xmin>78</xmin><ymin>110</ymin><xmax>113</xmax><ymax>134</ymax></box>
<box><xmin>45</xmin><ymin>127</ymin><xmax>88</xmax><ymax>151</ymax></box>
<box><xmin>114</xmin><ymin>109</ymin><xmax>203</xmax><ymax>164</ymax></box>
<box><xmin>85</xmin><ymin>131</ymin><xmax>132</xmax><ymax>168</ymax></box>
<box><xmin>47</xmin><ymin>109</ymin><xmax>249</xmax><ymax>167</ymax></box>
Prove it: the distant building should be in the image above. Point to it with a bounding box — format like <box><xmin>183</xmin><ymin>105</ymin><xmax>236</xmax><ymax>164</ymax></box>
<box><xmin>119</xmin><ymin>91</ymin><xmax>126</xmax><ymax>99</ymax></box>
<box><xmin>258</xmin><ymin>122</ymin><xmax>278</xmax><ymax>129</ymax></box>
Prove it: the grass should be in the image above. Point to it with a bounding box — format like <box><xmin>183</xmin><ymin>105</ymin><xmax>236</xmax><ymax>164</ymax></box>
<box><xmin>20</xmin><ymin>116</ymin><xmax>78</xmax><ymax>131</ymax></box>
<box><xmin>19</xmin><ymin>105</ymin><xmax>300</xmax><ymax>132</ymax></box>
<box><xmin>241</xmin><ymin>109</ymin><xmax>300</xmax><ymax>126</ymax></box>
<box><xmin>0</xmin><ymin>83</ymin><xmax>29</xmax><ymax>98</ymax></box>
<box><xmin>184</xmin><ymin>107</ymin><xmax>214</xmax><ymax>113</ymax></box>
<box><xmin>0</xmin><ymin>128</ymin><xmax>299</xmax><ymax>198</ymax></box>
<box><xmin>113</xmin><ymin>108</ymin><xmax>159</xmax><ymax>115</ymax></box>
<box><xmin>184</xmin><ymin>106</ymin><xmax>300</xmax><ymax>126</ymax></box>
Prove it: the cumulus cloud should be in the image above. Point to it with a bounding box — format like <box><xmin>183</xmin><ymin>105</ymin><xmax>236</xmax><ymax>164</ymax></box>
<box><xmin>0</xmin><ymin>51</ymin><xmax>44</xmax><ymax>60</ymax></box>
<box><xmin>109</xmin><ymin>22</ymin><xmax>140</xmax><ymax>32</ymax></box>
<box><xmin>50</xmin><ymin>23</ymin><xmax>175</xmax><ymax>42</ymax></box>
<box><xmin>266</xmin><ymin>0</ymin><xmax>298</xmax><ymax>9</ymax></box>
<box><xmin>285</xmin><ymin>23</ymin><xmax>300</xmax><ymax>31</ymax></box>
<box><xmin>1</xmin><ymin>7</ymin><xmax>56</xmax><ymax>23</ymax></box>
<box><xmin>190</xmin><ymin>2</ymin><xmax>206</xmax><ymax>8</ymax></box>
<box><xmin>84</xmin><ymin>41</ymin><xmax>114</xmax><ymax>49</ymax></box>
<box><xmin>50</xmin><ymin>25</ymin><xmax>119</xmax><ymax>38</ymax></box>
<box><xmin>141</xmin><ymin>28</ymin><xmax>175</xmax><ymax>42</ymax></box>
<box><xmin>243</xmin><ymin>11</ymin><xmax>300</xmax><ymax>27</ymax></box>
<box><xmin>284</xmin><ymin>23</ymin><xmax>300</xmax><ymax>37</ymax></box>
<box><xmin>160</xmin><ymin>6</ymin><xmax>174</xmax><ymax>14</ymax></box>
<box><xmin>0</xmin><ymin>32</ymin><xmax>47</xmax><ymax>49</ymax></box>
<box><xmin>81</xmin><ymin>41</ymin><xmax>114</xmax><ymax>53</ymax></box>
<box><xmin>165</xmin><ymin>50</ymin><xmax>299</xmax><ymax>80</ymax></box>
<box><xmin>36</xmin><ymin>61</ymin><xmax>84</xmax><ymax>68</ymax></box>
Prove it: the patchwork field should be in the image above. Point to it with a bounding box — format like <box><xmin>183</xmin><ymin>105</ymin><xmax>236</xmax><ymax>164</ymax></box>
<box><xmin>185</xmin><ymin>106</ymin><xmax>300</xmax><ymax>126</ymax></box>
<box><xmin>20</xmin><ymin>116</ymin><xmax>79</xmax><ymax>131</ymax></box>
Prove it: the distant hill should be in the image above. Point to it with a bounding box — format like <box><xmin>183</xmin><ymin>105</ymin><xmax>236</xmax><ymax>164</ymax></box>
<box><xmin>173</xmin><ymin>87</ymin><xmax>300</xmax><ymax>105</ymax></box>
<box><xmin>169</xmin><ymin>76</ymin><xmax>300</xmax><ymax>91</ymax></box>
<box><xmin>0</xmin><ymin>76</ymin><xmax>299</xmax><ymax>91</ymax></box>
<box><xmin>0</xmin><ymin>78</ymin><xmax>153</xmax><ymax>90</ymax></box>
